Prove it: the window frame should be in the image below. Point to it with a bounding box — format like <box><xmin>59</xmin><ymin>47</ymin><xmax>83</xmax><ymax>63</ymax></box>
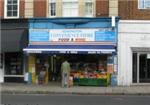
<box><xmin>4</xmin><ymin>0</ymin><xmax>20</xmax><ymax>18</ymax></box>
<box><xmin>49</xmin><ymin>0</ymin><xmax>56</xmax><ymax>17</ymax></box>
<box><xmin>138</xmin><ymin>0</ymin><xmax>150</xmax><ymax>9</ymax></box>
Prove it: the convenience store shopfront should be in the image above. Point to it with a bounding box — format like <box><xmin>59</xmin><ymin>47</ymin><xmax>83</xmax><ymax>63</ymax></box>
<box><xmin>23</xmin><ymin>18</ymin><xmax>119</xmax><ymax>86</ymax></box>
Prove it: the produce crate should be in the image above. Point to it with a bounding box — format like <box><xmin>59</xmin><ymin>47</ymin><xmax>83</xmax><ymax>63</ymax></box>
<box><xmin>73</xmin><ymin>78</ymin><xmax>80</xmax><ymax>86</ymax></box>
<box><xmin>73</xmin><ymin>78</ymin><xmax>108</xmax><ymax>86</ymax></box>
<box><xmin>73</xmin><ymin>74</ymin><xmax>110</xmax><ymax>86</ymax></box>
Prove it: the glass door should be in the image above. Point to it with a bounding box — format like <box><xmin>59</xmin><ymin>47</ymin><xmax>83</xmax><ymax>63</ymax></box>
<box><xmin>133</xmin><ymin>52</ymin><xmax>150</xmax><ymax>83</ymax></box>
<box><xmin>139</xmin><ymin>54</ymin><xmax>150</xmax><ymax>83</ymax></box>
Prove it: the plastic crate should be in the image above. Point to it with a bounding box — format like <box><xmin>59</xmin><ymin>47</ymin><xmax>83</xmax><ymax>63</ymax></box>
<box><xmin>75</xmin><ymin>78</ymin><xmax>108</xmax><ymax>86</ymax></box>
<box><xmin>73</xmin><ymin>74</ymin><xmax>110</xmax><ymax>86</ymax></box>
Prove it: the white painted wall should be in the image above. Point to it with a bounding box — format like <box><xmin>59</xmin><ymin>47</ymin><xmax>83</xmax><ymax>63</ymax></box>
<box><xmin>0</xmin><ymin>54</ymin><xmax>4</xmax><ymax>83</ymax></box>
<box><xmin>0</xmin><ymin>68</ymin><xmax>4</xmax><ymax>83</ymax></box>
<box><xmin>118</xmin><ymin>20</ymin><xmax>150</xmax><ymax>86</ymax></box>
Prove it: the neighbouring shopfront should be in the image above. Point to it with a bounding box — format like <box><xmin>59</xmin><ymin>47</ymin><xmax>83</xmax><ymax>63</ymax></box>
<box><xmin>24</xmin><ymin>17</ymin><xmax>119</xmax><ymax>86</ymax></box>
<box><xmin>118</xmin><ymin>20</ymin><xmax>150</xmax><ymax>86</ymax></box>
<box><xmin>1</xmin><ymin>19</ymin><xmax>28</xmax><ymax>83</ymax></box>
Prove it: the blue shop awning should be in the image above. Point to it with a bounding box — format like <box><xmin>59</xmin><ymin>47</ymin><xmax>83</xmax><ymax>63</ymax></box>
<box><xmin>23</xmin><ymin>45</ymin><xmax>116</xmax><ymax>54</ymax></box>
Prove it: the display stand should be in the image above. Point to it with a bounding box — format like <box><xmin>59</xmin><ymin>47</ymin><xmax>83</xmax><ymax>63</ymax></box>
<box><xmin>71</xmin><ymin>72</ymin><xmax>110</xmax><ymax>86</ymax></box>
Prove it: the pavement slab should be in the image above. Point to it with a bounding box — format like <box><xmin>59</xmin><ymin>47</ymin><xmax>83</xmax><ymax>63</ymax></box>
<box><xmin>1</xmin><ymin>83</ymin><xmax>150</xmax><ymax>95</ymax></box>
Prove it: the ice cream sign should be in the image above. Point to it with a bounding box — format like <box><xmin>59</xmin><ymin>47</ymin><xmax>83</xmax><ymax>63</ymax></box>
<box><xmin>49</xmin><ymin>29</ymin><xmax>97</xmax><ymax>42</ymax></box>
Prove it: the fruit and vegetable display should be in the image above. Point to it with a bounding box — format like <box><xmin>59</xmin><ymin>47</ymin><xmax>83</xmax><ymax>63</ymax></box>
<box><xmin>70</xmin><ymin>62</ymin><xmax>110</xmax><ymax>86</ymax></box>
<box><xmin>70</xmin><ymin>71</ymin><xmax>107</xmax><ymax>79</ymax></box>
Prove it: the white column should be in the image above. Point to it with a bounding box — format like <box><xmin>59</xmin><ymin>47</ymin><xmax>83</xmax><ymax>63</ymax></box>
<box><xmin>0</xmin><ymin>53</ymin><xmax>4</xmax><ymax>83</ymax></box>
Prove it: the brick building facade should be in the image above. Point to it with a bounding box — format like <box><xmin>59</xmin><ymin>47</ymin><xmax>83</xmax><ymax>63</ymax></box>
<box><xmin>34</xmin><ymin>0</ymin><xmax>47</xmax><ymax>17</ymax></box>
<box><xmin>0</xmin><ymin>0</ymin><xmax>4</xmax><ymax>18</ymax></box>
<box><xmin>119</xmin><ymin>0</ymin><xmax>150</xmax><ymax>20</ymax></box>
<box><xmin>96</xmin><ymin>0</ymin><xmax>109</xmax><ymax>17</ymax></box>
<box><xmin>0</xmin><ymin>0</ymin><xmax>120</xmax><ymax>18</ymax></box>
<box><xmin>1</xmin><ymin>0</ymin><xmax>150</xmax><ymax>19</ymax></box>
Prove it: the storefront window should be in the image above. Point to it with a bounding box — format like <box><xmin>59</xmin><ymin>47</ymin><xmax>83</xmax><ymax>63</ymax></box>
<box><xmin>5</xmin><ymin>52</ymin><xmax>23</xmax><ymax>75</ymax></box>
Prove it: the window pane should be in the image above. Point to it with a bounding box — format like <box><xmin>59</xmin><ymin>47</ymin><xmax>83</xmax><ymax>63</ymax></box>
<box><xmin>7</xmin><ymin>11</ymin><xmax>12</xmax><ymax>16</ymax></box>
<box><xmin>138</xmin><ymin>0</ymin><xmax>144</xmax><ymax>9</ymax></box>
<box><xmin>86</xmin><ymin>0</ymin><xmax>93</xmax><ymax>2</ymax></box>
<box><xmin>13</xmin><ymin>0</ymin><xmax>17</xmax><ymax>4</ymax></box>
<box><xmin>50</xmin><ymin>0</ymin><xmax>56</xmax><ymax>3</ymax></box>
<box><xmin>138</xmin><ymin>0</ymin><xmax>150</xmax><ymax>9</ymax></box>
<box><xmin>7</xmin><ymin>5</ymin><xmax>12</xmax><ymax>10</ymax></box>
<box><xmin>13</xmin><ymin>11</ymin><xmax>17</xmax><ymax>16</ymax></box>
<box><xmin>51</xmin><ymin>10</ymin><xmax>56</xmax><ymax>16</ymax></box>
<box><xmin>7</xmin><ymin>0</ymin><xmax>12</xmax><ymax>4</ymax></box>
<box><xmin>51</xmin><ymin>3</ymin><xmax>55</xmax><ymax>10</ymax></box>
<box><xmin>50</xmin><ymin>2</ymin><xmax>56</xmax><ymax>16</ymax></box>
<box><xmin>13</xmin><ymin>5</ymin><xmax>17</xmax><ymax>10</ymax></box>
<box><xmin>63</xmin><ymin>2</ymin><xmax>78</xmax><ymax>17</ymax></box>
<box><xmin>63</xmin><ymin>0</ymin><xmax>78</xmax><ymax>2</ymax></box>
<box><xmin>145</xmin><ymin>0</ymin><xmax>150</xmax><ymax>8</ymax></box>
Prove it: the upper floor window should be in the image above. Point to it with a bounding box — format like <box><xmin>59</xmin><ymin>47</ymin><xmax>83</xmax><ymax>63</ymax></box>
<box><xmin>85</xmin><ymin>0</ymin><xmax>94</xmax><ymax>17</ymax></box>
<box><xmin>62</xmin><ymin>0</ymin><xmax>78</xmax><ymax>17</ymax></box>
<box><xmin>4</xmin><ymin>0</ymin><xmax>20</xmax><ymax>18</ymax></box>
<box><xmin>49</xmin><ymin>0</ymin><xmax>56</xmax><ymax>17</ymax></box>
<box><xmin>138</xmin><ymin>0</ymin><xmax>150</xmax><ymax>9</ymax></box>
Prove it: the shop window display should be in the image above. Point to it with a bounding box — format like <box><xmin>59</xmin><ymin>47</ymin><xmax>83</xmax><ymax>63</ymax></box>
<box><xmin>5</xmin><ymin>52</ymin><xmax>23</xmax><ymax>75</ymax></box>
<box><xmin>69</xmin><ymin>54</ymin><xmax>111</xmax><ymax>86</ymax></box>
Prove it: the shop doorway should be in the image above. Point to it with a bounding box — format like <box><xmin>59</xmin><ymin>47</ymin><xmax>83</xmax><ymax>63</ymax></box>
<box><xmin>49</xmin><ymin>55</ymin><xmax>62</xmax><ymax>82</ymax></box>
<box><xmin>35</xmin><ymin>54</ymin><xmax>62</xmax><ymax>84</ymax></box>
<box><xmin>133</xmin><ymin>52</ymin><xmax>150</xmax><ymax>83</ymax></box>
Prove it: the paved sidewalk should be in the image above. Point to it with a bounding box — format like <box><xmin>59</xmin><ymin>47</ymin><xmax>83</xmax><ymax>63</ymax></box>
<box><xmin>1</xmin><ymin>83</ymin><xmax>150</xmax><ymax>95</ymax></box>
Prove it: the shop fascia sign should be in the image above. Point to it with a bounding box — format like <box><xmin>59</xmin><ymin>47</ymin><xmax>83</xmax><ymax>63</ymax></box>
<box><xmin>29</xmin><ymin>29</ymin><xmax>116</xmax><ymax>43</ymax></box>
<box><xmin>49</xmin><ymin>29</ymin><xmax>97</xmax><ymax>42</ymax></box>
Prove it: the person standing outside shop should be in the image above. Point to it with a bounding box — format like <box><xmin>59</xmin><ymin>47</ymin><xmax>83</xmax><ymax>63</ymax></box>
<box><xmin>38</xmin><ymin>66</ymin><xmax>46</xmax><ymax>84</ymax></box>
<box><xmin>61</xmin><ymin>58</ymin><xmax>71</xmax><ymax>88</ymax></box>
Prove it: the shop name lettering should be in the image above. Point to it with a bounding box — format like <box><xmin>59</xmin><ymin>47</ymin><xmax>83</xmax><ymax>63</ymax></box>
<box><xmin>51</xmin><ymin>33</ymin><xmax>93</xmax><ymax>38</ymax></box>
<box><xmin>58</xmin><ymin>38</ymin><xmax>86</xmax><ymax>42</ymax></box>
